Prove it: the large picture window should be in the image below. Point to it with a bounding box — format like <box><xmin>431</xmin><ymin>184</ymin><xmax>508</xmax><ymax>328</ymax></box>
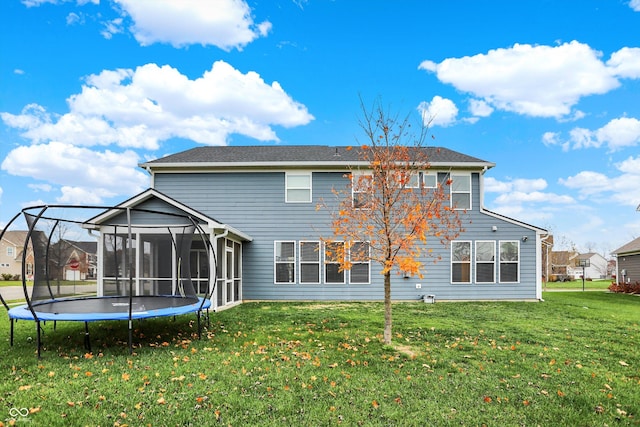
<box><xmin>349</xmin><ymin>241</ymin><xmax>370</xmax><ymax>284</ymax></box>
<box><xmin>299</xmin><ymin>241</ymin><xmax>321</xmax><ymax>284</ymax></box>
<box><xmin>499</xmin><ymin>241</ymin><xmax>519</xmax><ymax>283</ymax></box>
<box><xmin>451</xmin><ymin>174</ymin><xmax>471</xmax><ymax>210</ymax></box>
<box><xmin>451</xmin><ymin>241</ymin><xmax>471</xmax><ymax>283</ymax></box>
<box><xmin>285</xmin><ymin>172</ymin><xmax>312</xmax><ymax>203</ymax></box>
<box><xmin>274</xmin><ymin>241</ymin><xmax>296</xmax><ymax>284</ymax></box>
<box><xmin>475</xmin><ymin>241</ymin><xmax>495</xmax><ymax>283</ymax></box>
<box><xmin>324</xmin><ymin>241</ymin><xmax>345</xmax><ymax>284</ymax></box>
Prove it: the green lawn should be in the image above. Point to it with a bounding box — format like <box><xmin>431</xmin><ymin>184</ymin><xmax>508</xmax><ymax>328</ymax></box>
<box><xmin>0</xmin><ymin>293</ymin><xmax>638</xmax><ymax>426</ymax></box>
<box><xmin>543</xmin><ymin>278</ymin><xmax>612</xmax><ymax>290</ymax></box>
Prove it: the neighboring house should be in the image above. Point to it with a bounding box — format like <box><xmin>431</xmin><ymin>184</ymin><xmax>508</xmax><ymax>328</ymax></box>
<box><xmin>47</xmin><ymin>240</ymin><xmax>98</xmax><ymax>281</ymax></box>
<box><xmin>549</xmin><ymin>250</ymin><xmax>579</xmax><ymax>281</ymax></box>
<box><xmin>567</xmin><ymin>253</ymin><xmax>608</xmax><ymax>280</ymax></box>
<box><xmin>612</xmin><ymin>237</ymin><xmax>640</xmax><ymax>283</ymax></box>
<box><xmin>93</xmin><ymin>145</ymin><xmax>546</xmax><ymax>310</ymax></box>
<box><xmin>0</xmin><ymin>230</ymin><xmax>34</xmax><ymax>280</ymax></box>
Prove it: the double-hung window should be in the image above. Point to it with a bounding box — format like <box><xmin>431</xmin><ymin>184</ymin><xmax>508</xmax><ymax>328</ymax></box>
<box><xmin>349</xmin><ymin>241</ymin><xmax>370</xmax><ymax>284</ymax></box>
<box><xmin>352</xmin><ymin>171</ymin><xmax>373</xmax><ymax>209</ymax></box>
<box><xmin>475</xmin><ymin>241</ymin><xmax>495</xmax><ymax>283</ymax></box>
<box><xmin>286</xmin><ymin>172</ymin><xmax>312</xmax><ymax>203</ymax></box>
<box><xmin>299</xmin><ymin>241</ymin><xmax>321</xmax><ymax>284</ymax></box>
<box><xmin>7</xmin><ymin>247</ymin><xmax>14</xmax><ymax>257</ymax></box>
<box><xmin>499</xmin><ymin>241</ymin><xmax>519</xmax><ymax>283</ymax></box>
<box><xmin>324</xmin><ymin>241</ymin><xmax>345</xmax><ymax>284</ymax></box>
<box><xmin>274</xmin><ymin>241</ymin><xmax>296</xmax><ymax>284</ymax></box>
<box><xmin>451</xmin><ymin>174</ymin><xmax>471</xmax><ymax>210</ymax></box>
<box><xmin>451</xmin><ymin>241</ymin><xmax>471</xmax><ymax>283</ymax></box>
<box><xmin>423</xmin><ymin>172</ymin><xmax>437</xmax><ymax>188</ymax></box>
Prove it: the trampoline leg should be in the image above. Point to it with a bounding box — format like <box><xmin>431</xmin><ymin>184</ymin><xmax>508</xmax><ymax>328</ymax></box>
<box><xmin>128</xmin><ymin>320</ymin><xmax>133</xmax><ymax>355</ymax></box>
<box><xmin>36</xmin><ymin>321</ymin><xmax>42</xmax><ymax>359</ymax></box>
<box><xmin>197</xmin><ymin>312</ymin><xmax>201</xmax><ymax>339</ymax></box>
<box><xmin>84</xmin><ymin>322</ymin><xmax>91</xmax><ymax>353</ymax></box>
<box><xmin>10</xmin><ymin>319</ymin><xmax>14</xmax><ymax>346</ymax></box>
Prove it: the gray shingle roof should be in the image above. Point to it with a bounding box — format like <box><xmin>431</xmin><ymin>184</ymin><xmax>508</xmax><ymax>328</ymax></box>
<box><xmin>612</xmin><ymin>236</ymin><xmax>640</xmax><ymax>255</ymax></box>
<box><xmin>141</xmin><ymin>145</ymin><xmax>494</xmax><ymax>168</ymax></box>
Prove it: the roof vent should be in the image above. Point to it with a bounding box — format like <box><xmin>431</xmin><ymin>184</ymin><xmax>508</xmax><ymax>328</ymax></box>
<box><xmin>334</xmin><ymin>147</ymin><xmax>340</xmax><ymax>157</ymax></box>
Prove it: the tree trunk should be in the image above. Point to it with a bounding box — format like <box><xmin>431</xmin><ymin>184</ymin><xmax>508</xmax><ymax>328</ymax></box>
<box><xmin>383</xmin><ymin>271</ymin><xmax>392</xmax><ymax>344</ymax></box>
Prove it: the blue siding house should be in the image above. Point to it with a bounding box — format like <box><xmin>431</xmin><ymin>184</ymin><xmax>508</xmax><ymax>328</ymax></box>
<box><xmin>110</xmin><ymin>145</ymin><xmax>545</xmax><ymax>310</ymax></box>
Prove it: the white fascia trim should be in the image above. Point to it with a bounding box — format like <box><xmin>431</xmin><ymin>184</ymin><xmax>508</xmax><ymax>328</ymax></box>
<box><xmin>140</xmin><ymin>160</ymin><xmax>496</xmax><ymax>171</ymax></box>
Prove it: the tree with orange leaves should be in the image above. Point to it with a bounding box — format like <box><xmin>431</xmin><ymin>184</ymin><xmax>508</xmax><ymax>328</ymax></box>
<box><xmin>321</xmin><ymin>100</ymin><xmax>464</xmax><ymax>344</ymax></box>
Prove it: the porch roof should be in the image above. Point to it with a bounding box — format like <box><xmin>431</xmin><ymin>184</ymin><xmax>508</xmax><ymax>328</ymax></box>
<box><xmin>88</xmin><ymin>188</ymin><xmax>253</xmax><ymax>242</ymax></box>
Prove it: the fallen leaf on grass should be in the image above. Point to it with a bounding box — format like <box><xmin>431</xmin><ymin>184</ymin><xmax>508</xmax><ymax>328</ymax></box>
<box><xmin>619</xmin><ymin>360</ymin><xmax>629</xmax><ymax>367</ymax></box>
<box><xmin>371</xmin><ymin>400</ymin><xmax>379</xmax><ymax>409</ymax></box>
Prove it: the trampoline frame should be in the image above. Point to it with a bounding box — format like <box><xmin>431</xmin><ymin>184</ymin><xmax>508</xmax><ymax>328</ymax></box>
<box><xmin>0</xmin><ymin>204</ymin><xmax>218</xmax><ymax>357</ymax></box>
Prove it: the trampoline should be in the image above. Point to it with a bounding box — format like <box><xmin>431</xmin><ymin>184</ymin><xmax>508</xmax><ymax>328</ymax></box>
<box><xmin>0</xmin><ymin>204</ymin><xmax>216</xmax><ymax>357</ymax></box>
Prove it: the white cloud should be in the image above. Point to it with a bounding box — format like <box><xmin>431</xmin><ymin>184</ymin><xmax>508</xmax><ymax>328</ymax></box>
<box><xmin>101</xmin><ymin>18</ymin><xmax>124</xmax><ymax>40</ymax></box>
<box><xmin>420</xmin><ymin>41</ymin><xmax>624</xmax><ymax>119</ymax></box>
<box><xmin>559</xmin><ymin>161</ymin><xmax>640</xmax><ymax>207</ymax></box>
<box><xmin>1</xmin><ymin>141</ymin><xmax>148</xmax><ymax>203</ymax></box>
<box><xmin>1</xmin><ymin>61</ymin><xmax>314</xmax><ymax>149</ymax></box>
<box><xmin>545</xmin><ymin>117</ymin><xmax>640</xmax><ymax>152</ymax></box>
<box><xmin>28</xmin><ymin>183</ymin><xmax>53</xmax><ymax>192</ymax></box>
<box><xmin>417</xmin><ymin>96</ymin><xmax>458</xmax><ymax>127</ymax></box>
<box><xmin>484</xmin><ymin>176</ymin><xmax>548</xmax><ymax>193</ymax></box>
<box><xmin>14</xmin><ymin>69</ymin><xmax>25</xmax><ymax>75</ymax></box>
<box><xmin>606</xmin><ymin>47</ymin><xmax>640</xmax><ymax>78</ymax></box>
<box><xmin>484</xmin><ymin>176</ymin><xmax>574</xmax><ymax>228</ymax></box>
<box><xmin>114</xmin><ymin>0</ymin><xmax>272</xmax><ymax>50</ymax></box>
<box><xmin>468</xmin><ymin>99</ymin><xmax>493</xmax><ymax>117</ymax></box>
<box><xmin>631</xmin><ymin>0</ymin><xmax>640</xmax><ymax>12</ymax></box>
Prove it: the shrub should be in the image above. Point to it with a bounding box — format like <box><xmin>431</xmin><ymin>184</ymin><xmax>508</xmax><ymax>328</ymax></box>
<box><xmin>608</xmin><ymin>281</ymin><xmax>640</xmax><ymax>294</ymax></box>
<box><xmin>1</xmin><ymin>273</ymin><xmax>13</xmax><ymax>281</ymax></box>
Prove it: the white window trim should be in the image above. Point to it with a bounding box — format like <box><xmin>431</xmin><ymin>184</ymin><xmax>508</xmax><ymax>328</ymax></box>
<box><xmin>274</xmin><ymin>240</ymin><xmax>296</xmax><ymax>284</ymax></box>
<box><xmin>349</xmin><ymin>241</ymin><xmax>371</xmax><ymax>284</ymax></box>
<box><xmin>324</xmin><ymin>241</ymin><xmax>346</xmax><ymax>284</ymax></box>
<box><xmin>450</xmin><ymin>173</ymin><xmax>472</xmax><ymax>210</ymax></box>
<box><xmin>299</xmin><ymin>240</ymin><xmax>321</xmax><ymax>284</ymax></box>
<box><xmin>7</xmin><ymin>246</ymin><xmax>14</xmax><ymax>257</ymax></box>
<box><xmin>422</xmin><ymin>172</ymin><xmax>437</xmax><ymax>188</ymax></box>
<box><xmin>285</xmin><ymin>172</ymin><xmax>312</xmax><ymax>203</ymax></box>
<box><xmin>451</xmin><ymin>240</ymin><xmax>472</xmax><ymax>284</ymax></box>
<box><xmin>499</xmin><ymin>240</ymin><xmax>520</xmax><ymax>283</ymax></box>
<box><xmin>475</xmin><ymin>240</ymin><xmax>496</xmax><ymax>284</ymax></box>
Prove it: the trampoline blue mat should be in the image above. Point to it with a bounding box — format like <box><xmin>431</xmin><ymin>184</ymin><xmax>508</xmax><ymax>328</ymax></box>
<box><xmin>8</xmin><ymin>296</ymin><xmax>211</xmax><ymax>322</ymax></box>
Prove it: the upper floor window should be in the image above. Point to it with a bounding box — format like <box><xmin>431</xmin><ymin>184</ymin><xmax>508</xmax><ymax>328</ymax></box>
<box><xmin>451</xmin><ymin>174</ymin><xmax>471</xmax><ymax>210</ymax></box>
<box><xmin>6</xmin><ymin>247</ymin><xmax>14</xmax><ymax>257</ymax></box>
<box><xmin>423</xmin><ymin>172</ymin><xmax>437</xmax><ymax>188</ymax></box>
<box><xmin>285</xmin><ymin>172</ymin><xmax>312</xmax><ymax>203</ymax></box>
<box><xmin>352</xmin><ymin>171</ymin><xmax>373</xmax><ymax>209</ymax></box>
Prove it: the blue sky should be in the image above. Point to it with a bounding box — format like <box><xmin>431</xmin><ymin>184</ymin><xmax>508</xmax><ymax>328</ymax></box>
<box><xmin>2</xmin><ymin>0</ymin><xmax>640</xmax><ymax>256</ymax></box>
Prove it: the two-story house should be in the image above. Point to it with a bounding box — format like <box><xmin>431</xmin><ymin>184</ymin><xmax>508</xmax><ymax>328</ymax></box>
<box><xmin>0</xmin><ymin>230</ymin><xmax>33</xmax><ymax>280</ymax></box>
<box><xmin>92</xmin><ymin>145</ymin><xmax>546</xmax><ymax>310</ymax></box>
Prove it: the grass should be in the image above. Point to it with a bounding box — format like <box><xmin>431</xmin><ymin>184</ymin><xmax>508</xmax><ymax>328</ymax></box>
<box><xmin>543</xmin><ymin>278</ymin><xmax>612</xmax><ymax>290</ymax></box>
<box><xmin>0</xmin><ymin>293</ymin><xmax>638</xmax><ymax>426</ymax></box>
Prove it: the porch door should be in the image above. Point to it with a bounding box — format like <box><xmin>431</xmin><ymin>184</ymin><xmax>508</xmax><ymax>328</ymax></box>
<box><xmin>215</xmin><ymin>237</ymin><xmax>242</xmax><ymax>308</ymax></box>
<box><xmin>225</xmin><ymin>241</ymin><xmax>234</xmax><ymax>304</ymax></box>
